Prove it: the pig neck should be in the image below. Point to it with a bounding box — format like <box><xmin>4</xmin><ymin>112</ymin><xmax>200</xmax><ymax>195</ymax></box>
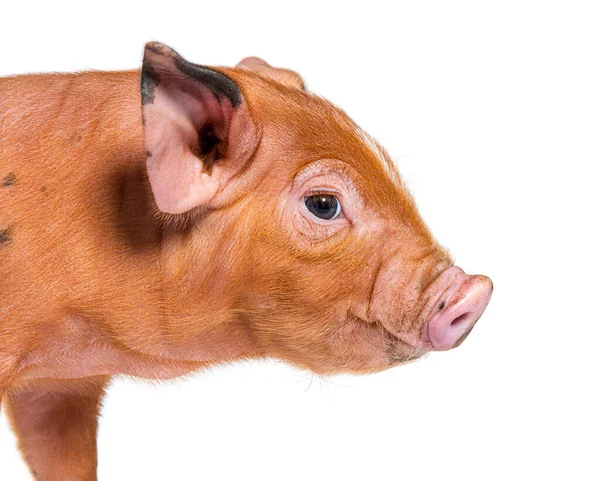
<box><xmin>0</xmin><ymin>70</ymin><xmax>258</xmax><ymax>369</ymax></box>
<box><xmin>110</xmin><ymin>72</ymin><xmax>260</xmax><ymax>364</ymax></box>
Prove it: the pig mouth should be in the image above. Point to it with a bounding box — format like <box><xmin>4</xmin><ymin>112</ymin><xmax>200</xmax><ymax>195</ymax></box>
<box><xmin>382</xmin><ymin>325</ymin><xmax>429</xmax><ymax>365</ymax></box>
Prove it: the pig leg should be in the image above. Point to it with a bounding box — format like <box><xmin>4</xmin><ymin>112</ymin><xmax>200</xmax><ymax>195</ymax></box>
<box><xmin>5</xmin><ymin>377</ymin><xmax>109</xmax><ymax>481</ymax></box>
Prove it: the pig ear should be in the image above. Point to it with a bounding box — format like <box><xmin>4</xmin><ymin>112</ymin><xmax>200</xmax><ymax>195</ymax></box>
<box><xmin>237</xmin><ymin>57</ymin><xmax>306</xmax><ymax>90</ymax></box>
<box><xmin>141</xmin><ymin>42</ymin><xmax>258</xmax><ymax>214</ymax></box>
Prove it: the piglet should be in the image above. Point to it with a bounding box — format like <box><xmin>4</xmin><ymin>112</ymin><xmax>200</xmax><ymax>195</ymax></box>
<box><xmin>0</xmin><ymin>42</ymin><xmax>492</xmax><ymax>479</ymax></box>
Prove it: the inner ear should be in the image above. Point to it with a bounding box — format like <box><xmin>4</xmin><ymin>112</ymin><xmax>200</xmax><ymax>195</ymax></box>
<box><xmin>141</xmin><ymin>42</ymin><xmax>258</xmax><ymax>214</ymax></box>
<box><xmin>196</xmin><ymin>124</ymin><xmax>226</xmax><ymax>174</ymax></box>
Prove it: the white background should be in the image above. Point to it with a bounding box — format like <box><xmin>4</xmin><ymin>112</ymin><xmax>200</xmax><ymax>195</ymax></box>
<box><xmin>1</xmin><ymin>1</ymin><xmax>599</xmax><ymax>480</ymax></box>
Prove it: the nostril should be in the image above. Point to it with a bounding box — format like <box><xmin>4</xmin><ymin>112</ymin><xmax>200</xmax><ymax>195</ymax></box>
<box><xmin>450</xmin><ymin>312</ymin><xmax>471</xmax><ymax>327</ymax></box>
<box><xmin>428</xmin><ymin>272</ymin><xmax>493</xmax><ymax>351</ymax></box>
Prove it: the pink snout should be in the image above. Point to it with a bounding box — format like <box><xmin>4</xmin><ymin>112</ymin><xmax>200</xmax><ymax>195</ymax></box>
<box><xmin>428</xmin><ymin>270</ymin><xmax>493</xmax><ymax>351</ymax></box>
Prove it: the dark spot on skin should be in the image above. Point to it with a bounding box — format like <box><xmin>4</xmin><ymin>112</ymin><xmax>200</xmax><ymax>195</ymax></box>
<box><xmin>65</xmin><ymin>132</ymin><xmax>82</xmax><ymax>145</ymax></box>
<box><xmin>439</xmin><ymin>300</ymin><xmax>445</xmax><ymax>310</ymax></box>
<box><xmin>0</xmin><ymin>227</ymin><xmax>13</xmax><ymax>247</ymax></box>
<box><xmin>146</xmin><ymin>150</ymin><xmax>152</xmax><ymax>157</ymax></box>
<box><xmin>141</xmin><ymin>63</ymin><xmax>160</xmax><ymax>105</ymax></box>
<box><xmin>173</xmin><ymin>56</ymin><xmax>242</xmax><ymax>108</ymax></box>
<box><xmin>40</xmin><ymin>186</ymin><xmax>47</xmax><ymax>193</ymax></box>
<box><xmin>2</xmin><ymin>172</ymin><xmax>16</xmax><ymax>186</ymax></box>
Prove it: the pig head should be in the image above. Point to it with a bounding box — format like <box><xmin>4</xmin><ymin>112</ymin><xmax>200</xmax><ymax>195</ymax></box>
<box><xmin>137</xmin><ymin>42</ymin><xmax>493</xmax><ymax>375</ymax></box>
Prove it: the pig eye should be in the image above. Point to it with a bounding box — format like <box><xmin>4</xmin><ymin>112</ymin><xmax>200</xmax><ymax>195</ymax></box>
<box><xmin>304</xmin><ymin>194</ymin><xmax>342</xmax><ymax>220</ymax></box>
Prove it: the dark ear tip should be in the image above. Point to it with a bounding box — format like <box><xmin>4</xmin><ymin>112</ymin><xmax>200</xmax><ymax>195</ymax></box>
<box><xmin>143</xmin><ymin>42</ymin><xmax>185</xmax><ymax>64</ymax></box>
<box><xmin>144</xmin><ymin>41</ymin><xmax>168</xmax><ymax>55</ymax></box>
<box><xmin>141</xmin><ymin>42</ymin><xmax>243</xmax><ymax>109</ymax></box>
